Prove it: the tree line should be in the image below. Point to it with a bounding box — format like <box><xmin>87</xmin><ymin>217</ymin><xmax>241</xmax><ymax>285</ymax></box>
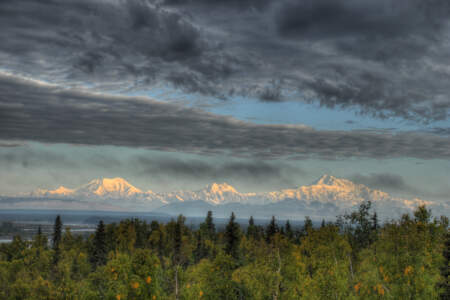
<box><xmin>0</xmin><ymin>202</ymin><xmax>448</xmax><ymax>299</ymax></box>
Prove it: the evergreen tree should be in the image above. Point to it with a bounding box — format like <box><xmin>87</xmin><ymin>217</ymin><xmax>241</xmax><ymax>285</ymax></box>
<box><xmin>371</xmin><ymin>211</ymin><xmax>379</xmax><ymax>244</ymax></box>
<box><xmin>150</xmin><ymin>220</ymin><xmax>164</xmax><ymax>260</ymax></box>
<box><xmin>52</xmin><ymin>215</ymin><xmax>62</xmax><ymax>266</ymax></box>
<box><xmin>224</xmin><ymin>212</ymin><xmax>241</xmax><ymax>259</ymax></box>
<box><xmin>173</xmin><ymin>216</ymin><xmax>183</xmax><ymax>265</ymax></box>
<box><xmin>173</xmin><ymin>215</ymin><xmax>185</xmax><ymax>300</ymax></box>
<box><xmin>200</xmin><ymin>210</ymin><xmax>216</xmax><ymax>241</ymax></box>
<box><xmin>304</xmin><ymin>216</ymin><xmax>313</xmax><ymax>233</ymax></box>
<box><xmin>91</xmin><ymin>220</ymin><xmax>107</xmax><ymax>268</ymax></box>
<box><xmin>344</xmin><ymin>201</ymin><xmax>374</xmax><ymax>251</ymax></box>
<box><xmin>280</xmin><ymin>226</ymin><xmax>285</xmax><ymax>236</ymax></box>
<box><xmin>104</xmin><ymin>223</ymin><xmax>117</xmax><ymax>252</ymax></box>
<box><xmin>414</xmin><ymin>204</ymin><xmax>432</xmax><ymax>224</ymax></box>
<box><xmin>247</xmin><ymin>216</ymin><xmax>258</xmax><ymax>240</ymax></box>
<box><xmin>36</xmin><ymin>225</ymin><xmax>43</xmax><ymax>251</ymax></box>
<box><xmin>440</xmin><ymin>219</ymin><xmax>449</xmax><ymax>300</ymax></box>
<box><xmin>266</xmin><ymin>216</ymin><xmax>279</xmax><ymax>243</ymax></box>
<box><xmin>371</xmin><ymin>212</ymin><xmax>379</xmax><ymax>231</ymax></box>
<box><xmin>193</xmin><ymin>231</ymin><xmax>207</xmax><ymax>263</ymax></box>
<box><xmin>33</xmin><ymin>225</ymin><xmax>47</xmax><ymax>252</ymax></box>
<box><xmin>285</xmin><ymin>220</ymin><xmax>294</xmax><ymax>241</ymax></box>
<box><xmin>133</xmin><ymin>218</ymin><xmax>148</xmax><ymax>249</ymax></box>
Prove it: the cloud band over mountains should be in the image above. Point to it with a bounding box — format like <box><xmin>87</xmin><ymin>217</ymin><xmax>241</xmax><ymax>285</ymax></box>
<box><xmin>1</xmin><ymin>73</ymin><xmax>449</xmax><ymax>160</ymax></box>
<box><xmin>1</xmin><ymin>0</ymin><xmax>450</xmax><ymax>122</ymax></box>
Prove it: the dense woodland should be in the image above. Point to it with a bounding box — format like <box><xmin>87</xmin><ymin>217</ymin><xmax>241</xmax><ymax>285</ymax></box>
<box><xmin>0</xmin><ymin>202</ymin><xmax>448</xmax><ymax>299</ymax></box>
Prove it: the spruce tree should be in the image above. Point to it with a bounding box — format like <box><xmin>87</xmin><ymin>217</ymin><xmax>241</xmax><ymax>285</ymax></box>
<box><xmin>371</xmin><ymin>212</ymin><xmax>378</xmax><ymax>231</ymax></box>
<box><xmin>193</xmin><ymin>231</ymin><xmax>207</xmax><ymax>263</ymax></box>
<box><xmin>371</xmin><ymin>211</ymin><xmax>379</xmax><ymax>244</ymax></box>
<box><xmin>200</xmin><ymin>210</ymin><xmax>216</xmax><ymax>241</ymax></box>
<box><xmin>304</xmin><ymin>216</ymin><xmax>313</xmax><ymax>233</ymax></box>
<box><xmin>150</xmin><ymin>221</ymin><xmax>164</xmax><ymax>260</ymax></box>
<box><xmin>266</xmin><ymin>216</ymin><xmax>279</xmax><ymax>243</ymax></box>
<box><xmin>285</xmin><ymin>220</ymin><xmax>294</xmax><ymax>241</ymax></box>
<box><xmin>224</xmin><ymin>212</ymin><xmax>240</xmax><ymax>259</ymax></box>
<box><xmin>91</xmin><ymin>220</ymin><xmax>107</xmax><ymax>268</ymax></box>
<box><xmin>173</xmin><ymin>217</ymin><xmax>182</xmax><ymax>265</ymax></box>
<box><xmin>247</xmin><ymin>216</ymin><xmax>258</xmax><ymax>239</ymax></box>
<box><xmin>34</xmin><ymin>225</ymin><xmax>45</xmax><ymax>247</ymax></box>
<box><xmin>52</xmin><ymin>215</ymin><xmax>62</xmax><ymax>266</ymax></box>
<box><xmin>440</xmin><ymin>227</ymin><xmax>449</xmax><ymax>300</ymax></box>
<box><xmin>414</xmin><ymin>205</ymin><xmax>431</xmax><ymax>224</ymax></box>
<box><xmin>173</xmin><ymin>215</ymin><xmax>185</xmax><ymax>300</ymax></box>
<box><xmin>33</xmin><ymin>225</ymin><xmax>46</xmax><ymax>256</ymax></box>
<box><xmin>344</xmin><ymin>201</ymin><xmax>374</xmax><ymax>252</ymax></box>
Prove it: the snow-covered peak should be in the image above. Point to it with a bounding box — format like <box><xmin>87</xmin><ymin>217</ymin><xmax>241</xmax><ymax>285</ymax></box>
<box><xmin>178</xmin><ymin>182</ymin><xmax>243</xmax><ymax>205</ymax></box>
<box><xmin>76</xmin><ymin>177</ymin><xmax>142</xmax><ymax>198</ymax></box>
<box><xmin>263</xmin><ymin>174</ymin><xmax>393</xmax><ymax>207</ymax></box>
<box><xmin>48</xmin><ymin>186</ymin><xmax>75</xmax><ymax>196</ymax></box>
<box><xmin>204</xmin><ymin>183</ymin><xmax>238</xmax><ymax>194</ymax></box>
<box><xmin>30</xmin><ymin>186</ymin><xmax>75</xmax><ymax>197</ymax></box>
<box><xmin>313</xmin><ymin>174</ymin><xmax>355</xmax><ymax>188</ymax></box>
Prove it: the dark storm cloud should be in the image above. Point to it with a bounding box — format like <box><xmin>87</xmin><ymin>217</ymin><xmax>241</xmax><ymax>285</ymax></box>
<box><xmin>1</xmin><ymin>73</ymin><xmax>450</xmax><ymax>160</ymax></box>
<box><xmin>274</xmin><ymin>0</ymin><xmax>450</xmax><ymax>121</ymax></box>
<box><xmin>276</xmin><ymin>0</ymin><xmax>449</xmax><ymax>40</ymax></box>
<box><xmin>163</xmin><ymin>0</ymin><xmax>272</xmax><ymax>10</ymax></box>
<box><xmin>1</xmin><ymin>0</ymin><xmax>450</xmax><ymax>122</ymax></box>
<box><xmin>0</xmin><ymin>0</ymin><xmax>233</xmax><ymax>95</ymax></box>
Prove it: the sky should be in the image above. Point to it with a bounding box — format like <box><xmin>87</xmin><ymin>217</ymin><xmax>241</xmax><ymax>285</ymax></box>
<box><xmin>0</xmin><ymin>0</ymin><xmax>449</xmax><ymax>206</ymax></box>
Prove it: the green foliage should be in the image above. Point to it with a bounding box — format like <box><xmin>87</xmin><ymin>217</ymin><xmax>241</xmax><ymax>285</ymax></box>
<box><xmin>183</xmin><ymin>253</ymin><xmax>240</xmax><ymax>300</ymax></box>
<box><xmin>0</xmin><ymin>207</ymin><xmax>447</xmax><ymax>299</ymax></box>
<box><xmin>294</xmin><ymin>224</ymin><xmax>354</xmax><ymax>299</ymax></box>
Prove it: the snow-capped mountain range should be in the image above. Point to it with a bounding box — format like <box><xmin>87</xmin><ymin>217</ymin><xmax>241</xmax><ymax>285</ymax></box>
<box><xmin>2</xmin><ymin>175</ymin><xmax>447</xmax><ymax>219</ymax></box>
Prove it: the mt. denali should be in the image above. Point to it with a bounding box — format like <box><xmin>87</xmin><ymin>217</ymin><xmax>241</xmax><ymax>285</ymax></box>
<box><xmin>5</xmin><ymin>175</ymin><xmax>446</xmax><ymax>219</ymax></box>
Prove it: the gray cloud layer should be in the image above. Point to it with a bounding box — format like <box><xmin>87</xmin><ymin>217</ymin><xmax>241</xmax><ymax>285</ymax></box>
<box><xmin>349</xmin><ymin>172</ymin><xmax>450</xmax><ymax>202</ymax></box>
<box><xmin>349</xmin><ymin>173</ymin><xmax>419</xmax><ymax>195</ymax></box>
<box><xmin>0</xmin><ymin>144</ymin><xmax>301</xmax><ymax>187</ymax></box>
<box><xmin>1</xmin><ymin>0</ymin><xmax>450</xmax><ymax>121</ymax></box>
<box><xmin>133</xmin><ymin>157</ymin><xmax>302</xmax><ymax>184</ymax></box>
<box><xmin>1</xmin><ymin>73</ymin><xmax>450</xmax><ymax>160</ymax></box>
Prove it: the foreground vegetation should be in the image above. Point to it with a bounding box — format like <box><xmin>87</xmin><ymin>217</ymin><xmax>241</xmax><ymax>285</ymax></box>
<box><xmin>0</xmin><ymin>202</ymin><xmax>448</xmax><ymax>299</ymax></box>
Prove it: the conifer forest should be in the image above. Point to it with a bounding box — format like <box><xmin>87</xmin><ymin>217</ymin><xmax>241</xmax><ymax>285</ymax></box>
<box><xmin>0</xmin><ymin>203</ymin><xmax>448</xmax><ymax>300</ymax></box>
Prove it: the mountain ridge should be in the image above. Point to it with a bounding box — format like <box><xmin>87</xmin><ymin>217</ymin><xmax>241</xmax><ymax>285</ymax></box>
<box><xmin>4</xmin><ymin>175</ymin><xmax>444</xmax><ymax>219</ymax></box>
